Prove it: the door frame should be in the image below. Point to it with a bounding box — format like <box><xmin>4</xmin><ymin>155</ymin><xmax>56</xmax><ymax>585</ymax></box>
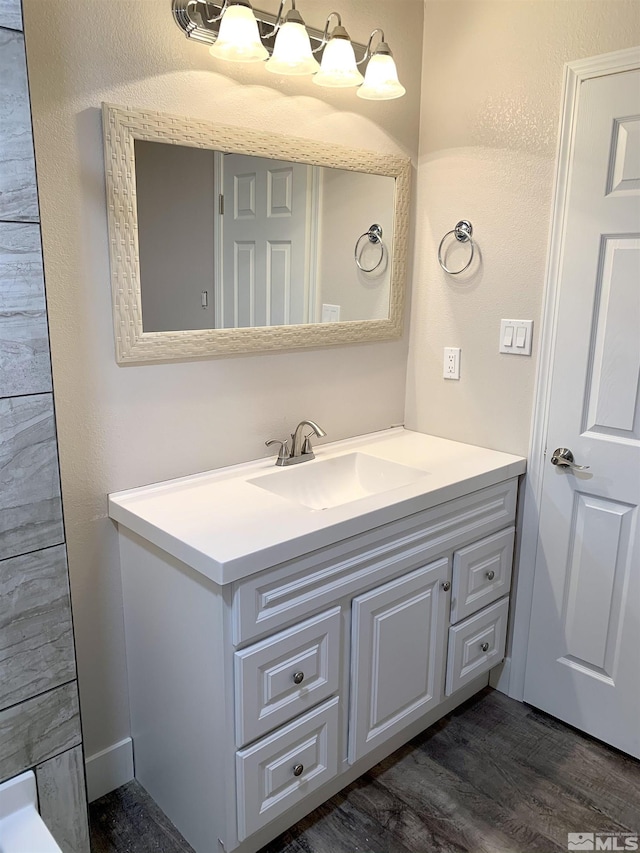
<box><xmin>501</xmin><ymin>46</ymin><xmax>640</xmax><ymax>702</ymax></box>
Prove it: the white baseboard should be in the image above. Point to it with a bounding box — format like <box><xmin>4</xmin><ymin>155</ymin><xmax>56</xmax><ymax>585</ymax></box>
<box><xmin>85</xmin><ymin>737</ymin><xmax>134</xmax><ymax>802</ymax></box>
<box><xmin>490</xmin><ymin>657</ymin><xmax>513</xmax><ymax>695</ymax></box>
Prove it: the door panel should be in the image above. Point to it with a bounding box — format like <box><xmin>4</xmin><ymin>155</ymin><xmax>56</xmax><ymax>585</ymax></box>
<box><xmin>524</xmin><ymin>66</ymin><xmax>640</xmax><ymax>758</ymax></box>
<box><xmin>584</xmin><ymin>238</ymin><xmax>640</xmax><ymax>438</ymax></box>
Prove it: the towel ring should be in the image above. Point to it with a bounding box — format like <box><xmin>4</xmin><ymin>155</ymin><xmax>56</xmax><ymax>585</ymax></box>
<box><xmin>438</xmin><ymin>220</ymin><xmax>475</xmax><ymax>275</ymax></box>
<box><xmin>355</xmin><ymin>223</ymin><xmax>384</xmax><ymax>273</ymax></box>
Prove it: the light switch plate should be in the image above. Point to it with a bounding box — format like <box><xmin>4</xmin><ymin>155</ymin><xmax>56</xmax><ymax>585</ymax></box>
<box><xmin>321</xmin><ymin>304</ymin><xmax>341</xmax><ymax>323</ymax></box>
<box><xmin>499</xmin><ymin>320</ymin><xmax>533</xmax><ymax>355</ymax></box>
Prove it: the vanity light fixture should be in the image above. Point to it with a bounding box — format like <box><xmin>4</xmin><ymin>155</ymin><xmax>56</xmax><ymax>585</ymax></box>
<box><xmin>312</xmin><ymin>13</ymin><xmax>363</xmax><ymax>89</ymax></box>
<box><xmin>208</xmin><ymin>0</ymin><xmax>268</xmax><ymax>62</ymax></box>
<box><xmin>265</xmin><ymin>0</ymin><xmax>319</xmax><ymax>76</ymax></box>
<box><xmin>357</xmin><ymin>30</ymin><xmax>406</xmax><ymax>101</ymax></box>
<box><xmin>173</xmin><ymin>0</ymin><xmax>405</xmax><ymax>99</ymax></box>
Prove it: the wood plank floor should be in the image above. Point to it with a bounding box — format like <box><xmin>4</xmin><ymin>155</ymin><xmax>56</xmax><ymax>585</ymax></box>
<box><xmin>89</xmin><ymin>688</ymin><xmax>640</xmax><ymax>853</ymax></box>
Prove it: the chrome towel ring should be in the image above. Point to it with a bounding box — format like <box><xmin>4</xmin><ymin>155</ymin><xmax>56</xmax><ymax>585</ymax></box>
<box><xmin>438</xmin><ymin>220</ymin><xmax>475</xmax><ymax>275</ymax></box>
<box><xmin>355</xmin><ymin>223</ymin><xmax>384</xmax><ymax>273</ymax></box>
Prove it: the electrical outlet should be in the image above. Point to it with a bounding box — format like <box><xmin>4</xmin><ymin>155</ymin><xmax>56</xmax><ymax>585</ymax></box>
<box><xmin>443</xmin><ymin>347</ymin><xmax>461</xmax><ymax>380</ymax></box>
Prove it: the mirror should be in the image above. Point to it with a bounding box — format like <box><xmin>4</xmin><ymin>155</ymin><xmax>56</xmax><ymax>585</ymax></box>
<box><xmin>102</xmin><ymin>104</ymin><xmax>410</xmax><ymax>363</ymax></box>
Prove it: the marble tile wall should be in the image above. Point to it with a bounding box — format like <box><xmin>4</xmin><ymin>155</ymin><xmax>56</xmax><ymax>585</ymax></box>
<box><xmin>0</xmin><ymin>0</ymin><xmax>22</xmax><ymax>31</ymax></box>
<box><xmin>36</xmin><ymin>745</ymin><xmax>90</xmax><ymax>852</ymax></box>
<box><xmin>0</xmin><ymin>26</ymin><xmax>37</xmax><ymax>220</ymax></box>
<box><xmin>0</xmin><ymin>545</ymin><xmax>76</xmax><ymax>710</ymax></box>
<box><xmin>0</xmin><ymin>222</ymin><xmax>52</xmax><ymax>397</ymax></box>
<box><xmin>0</xmin><ymin>394</ymin><xmax>64</xmax><ymax>558</ymax></box>
<box><xmin>0</xmin><ymin>2</ymin><xmax>89</xmax><ymax>849</ymax></box>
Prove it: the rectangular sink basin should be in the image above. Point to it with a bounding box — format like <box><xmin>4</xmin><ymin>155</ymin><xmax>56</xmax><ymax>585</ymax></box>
<box><xmin>248</xmin><ymin>452</ymin><xmax>428</xmax><ymax>511</ymax></box>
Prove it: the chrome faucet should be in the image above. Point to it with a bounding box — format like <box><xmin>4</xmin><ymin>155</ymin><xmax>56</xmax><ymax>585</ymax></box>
<box><xmin>266</xmin><ymin>420</ymin><xmax>327</xmax><ymax>467</ymax></box>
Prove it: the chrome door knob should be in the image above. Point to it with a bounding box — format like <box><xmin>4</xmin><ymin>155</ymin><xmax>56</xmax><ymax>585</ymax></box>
<box><xmin>481</xmin><ymin>642</ymin><xmax>490</xmax><ymax>652</ymax></box>
<box><xmin>486</xmin><ymin>570</ymin><xmax>495</xmax><ymax>581</ymax></box>
<box><xmin>442</xmin><ymin>581</ymin><xmax>451</xmax><ymax>592</ymax></box>
<box><xmin>293</xmin><ymin>764</ymin><xmax>304</xmax><ymax>777</ymax></box>
<box><xmin>292</xmin><ymin>672</ymin><xmax>304</xmax><ymax>685</ymax></box>
<box><xmin>550</xmin><ymin>447</ymin><xmax>590</xmax><ymax>470</ymax></box>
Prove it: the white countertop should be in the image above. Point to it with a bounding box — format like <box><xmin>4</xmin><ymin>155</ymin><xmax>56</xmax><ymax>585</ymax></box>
<box><xmin>108</xmin><ymin>428</ymin><xmax>526</xmax><ymax>585</ymax></box>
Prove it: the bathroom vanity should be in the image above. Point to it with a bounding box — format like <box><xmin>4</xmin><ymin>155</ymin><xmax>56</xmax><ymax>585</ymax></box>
<box><xmin>109</xmin><ymin>428</ymin><xmax>525</xmax><ymax>853</ymax></box>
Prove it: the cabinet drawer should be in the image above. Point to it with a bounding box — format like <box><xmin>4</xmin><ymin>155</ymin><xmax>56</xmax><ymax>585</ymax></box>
<box><xmin>445</xmin><ymin>597</ymin><xmax>509</xmax><ymax>696</ymax></box>
<box><xmin>450</xmin><ymin>527</ymin><xmax>514</xmax><ymax>623</ymax></box>
<box><xmin>236</xmin><ymin>697</ymin><xmax>339</xmax><ymax>841</ymax></box>
<box><xmin>234</xmin><ymin>608</ymin><xmax>341</xmax><ymax>747</ymax></box>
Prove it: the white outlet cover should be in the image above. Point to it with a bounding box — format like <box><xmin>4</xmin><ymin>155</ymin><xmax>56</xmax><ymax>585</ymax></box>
<box><xmin>443</xmin><ymin>346</ymin><xmax>461</xmax><ymax>379</ymax></box>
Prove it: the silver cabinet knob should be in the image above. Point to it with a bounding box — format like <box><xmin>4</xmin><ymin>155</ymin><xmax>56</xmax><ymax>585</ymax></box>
<box><xmin>292</xmin><ymin>672</ymin><xmax>304</xmax><ymax>685</ymax></box>
<box><xmin>486</xmin><ymin>570</ymin><xmax>495</xmax><ymax>581</ymax></box>
<box><xmin>293</xmin><ymin>764</ymin><xmax>304</xmax><ymax>777</ymax></box>
<box><xmin>550</xmin><ymin>447</ymin><xmax>590</xmax><ymax>470</ymax></box>
<box><xmin>481</xmin><ymin>642</ymin><xmax>490</xmax><ymax>652</ymax></box>
<box><xmin>442</xmin><ymin>581</ymin><xmax>451</xmax><ymax>592</ymax></box>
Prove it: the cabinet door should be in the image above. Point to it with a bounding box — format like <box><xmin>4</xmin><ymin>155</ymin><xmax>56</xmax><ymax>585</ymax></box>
<box><xmin>348</xmin><ymin>558</ymin><xmax>449</xmax><ymax>764</ymax></box>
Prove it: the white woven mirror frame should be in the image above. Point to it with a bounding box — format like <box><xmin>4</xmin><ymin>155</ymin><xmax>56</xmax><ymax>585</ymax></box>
<box><xmin>102</xmin><ymin>103</ymin><xmax>411</xmax><ymax>363</ymax></box>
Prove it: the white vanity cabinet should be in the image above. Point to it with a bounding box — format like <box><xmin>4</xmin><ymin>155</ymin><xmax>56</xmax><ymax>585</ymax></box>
<box><xmin>116</xmin><ymin>494</ymin><xmax>519</xmax><ymax>850</ymax></box>
<box><xmin>110</xmin><ymin>429</ymin><xmax>525</xmax><ymax>853</ymax></box>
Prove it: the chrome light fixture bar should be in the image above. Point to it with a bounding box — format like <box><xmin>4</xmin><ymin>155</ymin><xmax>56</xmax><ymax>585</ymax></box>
<box><xmin>172</xmin><ymin>0</ymin><xmax>405</xmax><ymax>98</ymax></box>
<box><xmin>173</xmin><ymin>0</ymin><xmax>366</xmax><ymax>60</ymax></box>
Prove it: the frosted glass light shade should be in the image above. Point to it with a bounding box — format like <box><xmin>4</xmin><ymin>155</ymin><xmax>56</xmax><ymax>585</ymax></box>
<box><xmin>313</xmin><ymin>32</ymin><xmax>364</xmax><ymax>88</ymax></box>
<box><xmin>209</xmin><ymin>3</ymin><xmax>269</xmax><ymax>63</ymax></box>
<box><xmin>265</xmin><ymin>20</ymin><xmax>320</xmax><ymax>76</ymax></box>
<box><xmin>357</xmin><ymin>51</ymin><xmax>406</xmax><ymax>100</ymax></box>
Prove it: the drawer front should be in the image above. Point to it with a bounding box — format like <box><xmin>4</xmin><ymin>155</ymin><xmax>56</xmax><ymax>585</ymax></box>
<box><xmin>233</xmin><ymin>479</ymin><xmax>518</xmax><ymax>644</ymax></box>
<box><xmin>234</xmin><ymin>608</ymin><xmax>341</xmax><ymax>747</ymax></box>
<box><xmin>236</xmin><ymin>697</ymin><xmax>339</xmax><ymax>841</ymax></box>
<box><xmin>445</xmin><ymin>597</ymin><xmax>509</xmax><ymax>696</ymax></box>
<box><xmin>450</xmin><ymin>527</ymin><xmax>514</xmax><ymax>623</ymax></box>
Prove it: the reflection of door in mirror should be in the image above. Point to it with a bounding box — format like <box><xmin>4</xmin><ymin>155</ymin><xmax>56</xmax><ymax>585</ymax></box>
<box><xmin>135</xmin><ymin>141</ymin><xmax>317</xmax><ymax>332</ymax></box>
<box><xmin>218</xmin><ymin>154</ymin><xmax>315</xmax><ymax>328</ymax></box>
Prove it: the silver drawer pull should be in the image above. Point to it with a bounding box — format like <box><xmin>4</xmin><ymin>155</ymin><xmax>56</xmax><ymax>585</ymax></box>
<box><xmin>480</xmin><ymin>642</ymin><xmax>490</xmax><ymax>652</ymax></box>
<box><xmin>292</xmin><ymin>671</ymin><xmax>305</xmax><ymax>685</ymax></box>
<box><xmin>293</xmin><ymin>764</ymin><xmax>304</xmax><ymax>777</ymax></box>
<box><xmin>486</xmin><ymin>570</ymin><xmax>495</xmax><ymax>581</ymax></box>
<box><xmin>442</xmin><ymin>581</ymin><xmax>451</xmax><ymax>592</ymax></box>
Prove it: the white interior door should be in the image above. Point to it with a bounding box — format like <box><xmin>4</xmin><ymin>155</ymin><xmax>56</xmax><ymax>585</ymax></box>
<box><xmin>220</xmin><ymin>154</ymin><xmax>311</xmax><ymax>328</ymax></box>
<box><xmin>524</xmin><ymin>64</ymin><xmax>640</xmax><ymax>757</ymax></box>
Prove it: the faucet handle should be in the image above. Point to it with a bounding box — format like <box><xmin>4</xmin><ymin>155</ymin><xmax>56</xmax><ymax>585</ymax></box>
<box><xmin>302</xmin><ymin>434</ymin><xmax>314</xmax><ymax>455</ymax></box>
<box><xmin>266</xmin><ymin>438</ymin><xmax>290</xmax><ymax>465</ymax></box>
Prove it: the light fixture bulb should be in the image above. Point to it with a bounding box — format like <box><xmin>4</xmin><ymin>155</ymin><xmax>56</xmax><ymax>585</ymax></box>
<box><xmin>313</xmin><ymin>26</ymin><xmax>364</xmax><ymax>88</ymax></box>
<box><xmin>209</xmin><ymin>2</ymin><xmax>269</xmax><ymax>63</ymax></box>
<box><xmin>357</xmin><ymin>45</ymin><xmax>406</xmax><ymax>100</ymax></box>
<box><xmin>265</xmin><ymin>11</ymin><xmax>320</xmax><ymax>76</ymax></box>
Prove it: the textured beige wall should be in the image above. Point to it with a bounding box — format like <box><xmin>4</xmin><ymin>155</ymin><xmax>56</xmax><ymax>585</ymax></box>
<box><xmin>405</xmin><ymin>0</ymin><xmax>640</xmax><ymax>456</ymax></box>
<box><xmin>22</xmin><ymin>0</ymin><xmax>423</xmax><ymax>757</ymax></box>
